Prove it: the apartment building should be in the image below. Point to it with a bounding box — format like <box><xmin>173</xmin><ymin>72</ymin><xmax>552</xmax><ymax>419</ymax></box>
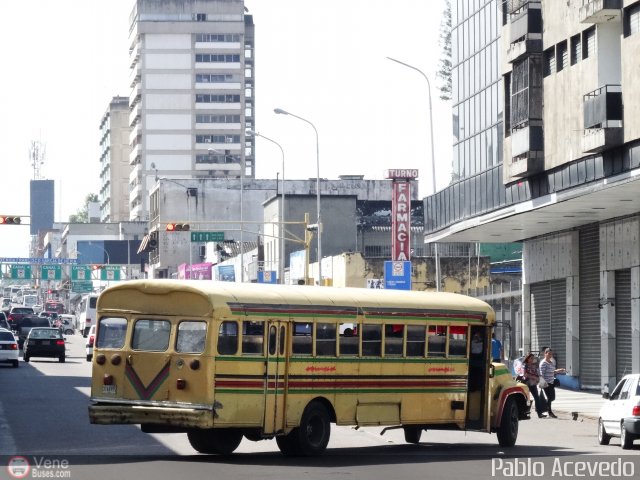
<box><xmin>425</xmin><ymin>0</ymin><xmax>640</xmax><ymax>391</ymax></box>
<box><xmin>127</xmin><ymin>0</ymin><xmax>254</xmax><ymax>221</ymax></box>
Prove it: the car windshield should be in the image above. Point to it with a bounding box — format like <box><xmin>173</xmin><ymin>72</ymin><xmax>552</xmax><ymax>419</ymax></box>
<box><xmin>29</xmin><ymin>329</ymin><xmax>61</xmax><ymax>339</ymax></box>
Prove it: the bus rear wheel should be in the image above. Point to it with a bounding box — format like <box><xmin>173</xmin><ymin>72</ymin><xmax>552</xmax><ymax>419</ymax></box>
<box><xmin>280</xmin><ymin>401</ymin><xmax>331</xmax><ymax>456</ymax></box>
<box><xmin>187</xmin><ymin>428</ymin><xmax>243</xmax><ymax>455</ymax></box>
<box><xmin>497</xmin><ymin>398</ymin><xmax>519</xmax><ymax>447</ymax></box>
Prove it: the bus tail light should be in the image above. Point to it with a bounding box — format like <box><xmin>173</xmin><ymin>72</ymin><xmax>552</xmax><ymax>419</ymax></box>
<box><xmin>176</xmin><ymin>379</ymin><xmax>186</xmax><ymax>390</ymax></box>
<box><xmin>103</xmin><ymin>374</ymin><xmax>114</xmax><ymax>385</ymax></box>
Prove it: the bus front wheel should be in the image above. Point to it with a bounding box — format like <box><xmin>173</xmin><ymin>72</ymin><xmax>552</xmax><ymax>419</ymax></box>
<box><xmin>497</xmin><ymin>398</ymin><xmax>519</xmax><ymax>447</ymax></box>
<box><xmin>187</xmin><ymin>428</ymin><xmax>242</xmax><ymax>455</ymax></box>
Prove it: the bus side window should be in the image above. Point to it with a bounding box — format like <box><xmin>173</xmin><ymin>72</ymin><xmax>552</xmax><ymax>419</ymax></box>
<box><xmin>384</xmin><ymin>324</ymin><xmax>404</xmax><ymax>356</ymax></box>
<box><xmin>362</xmin><ymin>324</ymin><xmax>382</xmax><ymax>356</ymax></box>
<box><xmin>427</xmin><ymin>325</ymin><xmax>446</xmax><ymax>357</ymax></box>
<box><xmin>292</xmin><ymin>322</ymin><xmax>312</xmax><ymax>355</ymax></box>
<box><xmin>316</xmin><ymin>323</ymin><xmax>336</xmax><ymax>356</ymax></box>
<box><xmin>242</xmin><ymin>321</ymin><xmax>264</xmax><ymax>355</ymax></box>
<box><xmin>339</xmin><ymin>322</ymin><xmax>359</xmax><ymax>356</ymax></box>
<box><xmin>448</xmin><ymin>326</ymin><xmax>467</xmax><ymax>357</ymax></box>
<box><xmin>406</xmin><ymin>325</ymin><xmax>426</xmax><ymax>357</ymax></box>
<box><xmin>217</xmin><ymin>321</ymin><xmax>238</xmax><ymax>355</ymax></box>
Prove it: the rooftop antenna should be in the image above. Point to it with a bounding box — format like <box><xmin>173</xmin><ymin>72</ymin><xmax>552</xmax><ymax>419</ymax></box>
<box><xmin>29</xmin><ymin>140</ymin><xmax>46</xmax><ymax>179</ymax></box>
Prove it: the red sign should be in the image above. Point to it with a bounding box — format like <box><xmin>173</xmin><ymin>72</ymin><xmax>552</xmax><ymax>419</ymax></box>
<box><xmin>392</xmin><ymin>180</ymin><xmax>411</xmax><ymax>261</ymax></box>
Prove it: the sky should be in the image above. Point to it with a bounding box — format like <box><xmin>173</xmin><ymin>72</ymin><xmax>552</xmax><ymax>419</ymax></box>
<box><xmin>0</xmin><ymin>0</ymin><xmax>451</xmax><ymax>258</ymax></box>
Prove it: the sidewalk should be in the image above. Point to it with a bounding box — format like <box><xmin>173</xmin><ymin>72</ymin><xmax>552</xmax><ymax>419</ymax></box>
<box><xmin>539</xmin><ymin>387</ymin><xmax>605</xmax><ymax>420</ymax></box>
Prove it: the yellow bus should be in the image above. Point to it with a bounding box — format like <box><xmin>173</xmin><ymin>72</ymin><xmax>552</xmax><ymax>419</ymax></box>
<box><xmin>89</xmin><ymin>280</ymin><xmax>530</xmax><ymax>455</ymax></box>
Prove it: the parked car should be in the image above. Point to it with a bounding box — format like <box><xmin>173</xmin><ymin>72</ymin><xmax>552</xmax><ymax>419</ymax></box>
<box><xmin>23</xmin><ymin>327</ymin><xmax>66</xmax><ymax>363</ymax></box>
<box><xmin>0</xmin><ymin>327</ymin><xmax>19</xmax><ymax>368</ymax></box>
<box><xmin>86</xmin><ymin>325</ymin><xmax>96</xmax><ymax>362</ymax></box>
<box><xmin>15</xmin><ymin>315</ymin><xmax>51</xmax><ymax>348</ymax></box>
<box><xmin>598</xmin><ymin>373</ymin><xmax>640</xmax><ymax>449</ymax></box>
<box><xmin>7</xmin><ymin>306</ymin><xmax>35</xmax><ymax>331</ymax></box>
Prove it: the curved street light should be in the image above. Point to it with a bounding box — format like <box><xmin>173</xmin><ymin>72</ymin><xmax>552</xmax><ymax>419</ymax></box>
<box><xmin>247</xmin><ymin>130</ymin><xmax>286</xmax><ymax>284</ymax></box>
<box><xmin>386</xmin><ymin>56</ymin><xmax>441</xmax><ymax>291</ymax></box>
<box><xmin>274</xmin><ymin>108</ymin><xmax>322</xmax><ymax>285</ymax></box>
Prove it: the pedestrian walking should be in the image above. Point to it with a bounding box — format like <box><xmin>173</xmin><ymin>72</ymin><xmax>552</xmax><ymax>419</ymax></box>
<box><xmin>538</xmin><ymin>347</ymin><xmax>566</xmax><ymax>418</ymax></box>
<box><xmin>523</xmin><ymin>353</ymin><xmax>546</xmax><ymax>418</ymax></box>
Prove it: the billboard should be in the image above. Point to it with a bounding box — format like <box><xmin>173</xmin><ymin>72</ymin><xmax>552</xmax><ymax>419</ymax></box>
<box><xmin>391</xmin><ymin>180</ymin><xmax>411</xmax><ymax>261</ymax></box>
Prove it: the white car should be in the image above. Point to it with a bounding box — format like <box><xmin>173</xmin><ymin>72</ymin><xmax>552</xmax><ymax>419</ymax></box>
<box><xmin>86</xmin><ymin>325</ymin><xmax>96</xmax><ymax>362</ymax></box>
<box><xmin>58</xmin><ymin>314</ymin><xmax>76</xmax><ymax>335</ymax></box>
<box><xmin>598</xmin><ymin>373</ymin><xmax>640</xmax><ymax>449</ymax></box>
<box><xmin>0</xmin><ymin>327</ymin><xmax>19</xmax><ymax>368</ymax></box>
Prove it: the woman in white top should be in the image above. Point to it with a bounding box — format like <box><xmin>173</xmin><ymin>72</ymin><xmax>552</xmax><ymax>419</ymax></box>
<box><xmin>538</xmin><ymin>347</ymin><xmax>566</xmax><ymax>418</ymax></box>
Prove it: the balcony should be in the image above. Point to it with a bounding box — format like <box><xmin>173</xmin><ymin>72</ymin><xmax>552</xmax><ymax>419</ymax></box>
<box><xmin>509</xmin><ymin>3</ymin><xmax>542</xmax><ymax>44</ymax></box>
<box><xmin>510</xmin><ymin>125</ymin><xmax>544</xmax><ymax>178</ymax></box>
<box><xmin>507</xmin><ymin>38</ymin><xmax>543</xmax><ymax>63</ymax></box>
<box><xmin>582</xmin><ymin>84</ymin><xmax>623</xmax><ymax>153</ymax></box>
<box><xmin>579</xmin><ymin>0</ymin><xmax>622</xmax><ymax>24</ymax></box>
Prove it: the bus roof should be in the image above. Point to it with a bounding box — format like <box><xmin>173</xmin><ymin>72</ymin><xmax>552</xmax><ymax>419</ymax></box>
<box><xmin>98</xmin><ymin>280</ymin><xmax>494</xmax><ymax>324</ymax></box>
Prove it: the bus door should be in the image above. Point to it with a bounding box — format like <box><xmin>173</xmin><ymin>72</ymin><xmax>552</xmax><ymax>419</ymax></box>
<box><xmin>466</xmin><ymin>325</ymin><xmax>489</xmax><ymax>430</ymax></box>
<box><xmin>263</xmin><ymin>321</ymin><xmax>288</xmax><ymax>435</ymax></box>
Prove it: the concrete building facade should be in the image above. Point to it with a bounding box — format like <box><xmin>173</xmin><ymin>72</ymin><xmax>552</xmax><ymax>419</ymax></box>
<box><xmin>99</xmin><ymin>97</ymin><xmax>132</xmax><ymax>223</ymax></box>
<box><xmin>425</xmin><ymin>0</ymin><xmax>640</xmax><ymax>391</ymax></box>
<box><xmin>127</xmin><ymin>0</ymin><xmax>254</xmax><ymax>221</ymax></box>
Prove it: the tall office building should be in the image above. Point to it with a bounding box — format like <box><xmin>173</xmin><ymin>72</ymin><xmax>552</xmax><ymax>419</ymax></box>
<box><xmin>426</xmin><ymin>0</ymin><xmax>640</xmax><ymax>390</ymax></box>
<box><xmin>127</xmin><ymin>0</ymin><xmax>255</xmax><ymax>221</ymax></box>
<box><xmin>99</xmin><ymin>97</ymin><xmax>132</xmax><ymax>223</ymax></box>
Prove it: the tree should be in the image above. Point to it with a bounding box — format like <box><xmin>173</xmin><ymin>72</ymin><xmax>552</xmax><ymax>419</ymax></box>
<box><xmin>69</xmin><ymin>193</ymin><xmax>99</xmax><ymax>223</ymax></box>
<box><xmin>436</xmin><ymin>0</ymin><xmax>452</xmax><ymax>101</ymax></box>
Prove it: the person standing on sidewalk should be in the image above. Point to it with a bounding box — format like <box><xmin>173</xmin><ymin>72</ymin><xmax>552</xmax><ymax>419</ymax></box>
<box><xmin>491</xmin><ymin>333</ymin><xmax>503</xmax><ymax>363</ymax></box>
<box><xmin>523</xmin><ymin>353</ymin><xmax>546</xmax><ymax>418</ymax></box>
<box><xmin>539</xmin><ymin>347</ymin><xmax>566</xmax><ymax>418</ymax></box>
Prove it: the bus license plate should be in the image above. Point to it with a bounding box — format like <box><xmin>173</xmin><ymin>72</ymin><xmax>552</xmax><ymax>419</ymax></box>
<box><xmin>102</xmin><ymin>385</ymin><xmax>117</xmax><ymax>394</ymax></box>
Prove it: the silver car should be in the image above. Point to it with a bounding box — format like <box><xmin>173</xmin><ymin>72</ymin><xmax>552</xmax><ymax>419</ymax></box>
<box><xmin>598</xmin><ymin>373</ymin><xmax>640</xmax><ymax>449</ymax></box>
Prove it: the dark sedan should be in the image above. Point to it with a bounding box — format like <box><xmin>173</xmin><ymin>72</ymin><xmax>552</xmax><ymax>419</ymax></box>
<box><xmin>23</xmin><ymin>328</ymin><xmax>66</xmax><ymax>363</ymax></box>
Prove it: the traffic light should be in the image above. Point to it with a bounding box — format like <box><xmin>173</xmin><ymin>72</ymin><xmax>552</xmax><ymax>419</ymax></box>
<box><xmin>166</xmin><ymin>223</ymin><xmax>190</xmax><ymax>231</ymax></box>
<box><xmin>0</xmin><ymin>216</ymin><xmax>22</xmax><ymax>225</ymax></box>
<box><xmin>148</xmin><ymin>231</ymin><xmax>158</xmax><ymax>248</ymax></box>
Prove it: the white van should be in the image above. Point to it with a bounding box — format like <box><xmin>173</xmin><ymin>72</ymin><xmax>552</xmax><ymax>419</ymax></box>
<box><xmin>82</xmin><ymin>294</ymin><xmax>99</xmax><ymax>337</ymax></box>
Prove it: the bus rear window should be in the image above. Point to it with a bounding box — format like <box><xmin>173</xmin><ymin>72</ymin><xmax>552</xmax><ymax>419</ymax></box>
<box><xmin>132</xmin><ymin>319</ymin><xmax>170</xmax><ymax>351</ymax></box>
<box><xmin>176</xmin><ymin>321</ymin><xmax>206</xmax><ymax>353</ymax></box>
<box><xmin>96</xmin><ymin>317</ymin><xmax>127</xmax><ymax>349</ymax></box>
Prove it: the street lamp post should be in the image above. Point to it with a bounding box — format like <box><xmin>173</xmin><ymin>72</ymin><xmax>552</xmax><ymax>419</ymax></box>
<box><xmin>208</xmin><ymin>148</ymin><xmax>244</xmax><ymax>282</ymax></box>
<box><xmin>386</xmin><ymin>56</ymin><xmax>441</xmax><ymax>291</ymax></box>
<box><xmin>274</xmin><ymin>108</ymin><xmax>322</xmax><ymax>286</ymax></box>
<box><xmin>247</xmin><ymin>130</ymin><xmax>286</xmax><ymax>284</ymax></box>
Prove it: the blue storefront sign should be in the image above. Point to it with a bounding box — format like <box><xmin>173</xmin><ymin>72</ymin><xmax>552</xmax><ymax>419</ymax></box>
<box><xmin>384</xmin><ymin>261</ymin><xmax>412</xmax><ymax>290</ymax></box>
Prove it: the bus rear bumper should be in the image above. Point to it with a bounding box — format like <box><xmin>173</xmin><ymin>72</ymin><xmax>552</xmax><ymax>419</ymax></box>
<box><xmin>89</xmin><ymin>404</ymin><xmax>215</xmax><ymax>428</ymax></box>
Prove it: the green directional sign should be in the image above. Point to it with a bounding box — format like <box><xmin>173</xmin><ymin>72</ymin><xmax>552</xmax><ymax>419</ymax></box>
<box><xmin>191</xmin><ymin>231</ymin><xmax>225</xmax><ymax>242</ymax></box>
<box><xmin>41</xmin><ymin>264</ymin><xmax>62</xmax><ymax>280</ymax></box>
<box><xmin>10</xmin><ymin>265</ymin><xmax>31</xmax><ymax>280</ymax></box>
<box><xmin>71</xmin><ymin>265</ymin><xmax>92</xmax><ymax>281</ymax></box>
<box><xmin>100</xmin><ymin>265</ymin><xmax>121</xmax><ymax>281</ymax></box>
<box><xmin>71</xmin><ymin>281</ymin><xmax>94</xmax><ymax>293</ymax></box>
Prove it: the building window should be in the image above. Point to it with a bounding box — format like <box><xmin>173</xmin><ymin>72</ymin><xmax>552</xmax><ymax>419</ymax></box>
<box><xmin>196</xmin><ymin>33</ymin><xmax>241</xmax><ymax>42</ymax></box>
<box><xmin>543</xmin><ymin>47</ymin><xmax>555</xmax><ymax>77</ymax></box>
<box><xmin>195</xmin><ymin>74</ymin><xmax>234</xmax><ymax>83</ymax></box>
<box><xmin>195</xmin><ymin>114</ymin><xmax>241</xmax><ymax>124</ymax></box>
<box><xmin>196</xmin><ymin>134</ymin><xmax>241</xmax><ymax>144</ymax></box>
<box><xmin>195</xmin><ymin>94</ymin><xmax>241</xmax><ymax>104</ymax></box>
<box><xmin>196</xmin><ymin>13</ymin><xmax>206</xmax><ymax>21</ymax></box>
<box><xmin>583</xmin><ymin>26</ymin><xmax>596</xmax><ymax>59</ymax></box>
<box><xmin>570</xmin><ymin>34</ymin><xmax>581</xmax><ymax>65</ymax></box>
<box><xmin>195</xmin><ymin>53</ymin><xmax>241</xmax><ymax>63</ymax></box>
<box><xmin>624</xmin><ymin>3</ymin><xmax>640</xmax><ymax>37</ymax></box>
<box><xmin>556</xmin><ymin>41</ymin><xmax>568</xmax><ymax>72</ymax></box>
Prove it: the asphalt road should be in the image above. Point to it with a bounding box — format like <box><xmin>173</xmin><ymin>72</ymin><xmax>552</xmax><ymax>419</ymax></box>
<box><xmin>0</xmin><ymin>334</ymin><xmax>637</xmax><ymax>480</ymax></box>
